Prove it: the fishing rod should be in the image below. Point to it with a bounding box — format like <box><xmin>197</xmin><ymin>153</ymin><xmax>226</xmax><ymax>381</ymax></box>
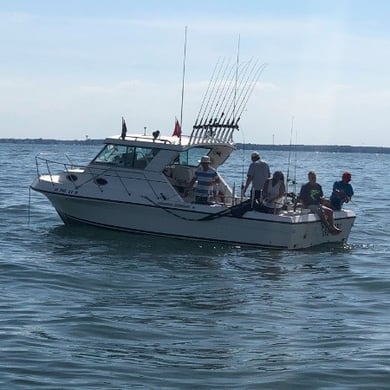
<box><xmin>191</xmin><ymin>51</ymin><xmax>268</xmax><ymax>144</ymax></box>
<box><xmin>233</xmin><ymin>35</ymin><xmax>240</xmax><ymax>126</ymax></box>
<box><xmin>209</xmin><ymin>61</ymin><xmax>236</xmax><ymax>129</ymax></box>
<box><xmin>202</xmin><ymin>58</ymin><xmax>231</xmax><ymax>131</ymax></box>
<box><xmin>224</xmin><ymin>60</ymin><xmax>267</xmax><ymax>143</ymax></box>
<box><xmin>240</xmin><ymin>122</ymin><xmax>247</xmax><ymax>201</ymax></box>
<box><xmin>196</xmin><ymin>57</ymin><xmax>227</xmax><ymax>129</ymax></box>
<box><xmin>217</xmin><ymin>60</ymin><xmax>252</xmax><ymax>127</ymax></box>
<box><xmin>207</xmin><ymin>59</ymin><xmax>249</xmax><ymax>139</ymax></box>
<box><xmin>234</xmin><ymin>63</ymin><xmax>268</xmax><ymax>123</ymax></box>
<box><xmin>234</xmin><ymin>61</ymin><xmax>267</xmax><ymax>122</ymax></box>
<box><xmin>193</xmin><ymin>57</ymin><xmax>222</xmax><ymax>127</ymax></box>
<box><xmin>195</xmin><ymin>58</ymin><xmax>241</xmax><ymax>142</ymax></box>
<box><xmin>286</xmin><ymin>116</ymin><xmax>294</xmax><ymax>195</ymax></box>
<box><xmin>293</xmin><ymin>126</ymin><xmax>298</xmax><ymax>194</ymax></box>
<box><xmin>216</xmin><ymin>60</ymin><xmax>253</xmax><ymax>142</ymax></box>
<box><xmin>222</xmin><ymin>59</ymin><xmax>260</xmax><ymax>129</ymax></box>
<box><xmin>215</xmin><ymin>63</ymin><xmax>249</xmax><ymax>136</ymax></box>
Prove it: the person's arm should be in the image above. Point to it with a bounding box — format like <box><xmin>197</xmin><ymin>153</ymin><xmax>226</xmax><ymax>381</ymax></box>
<box><xmin>332</xmin><ymin>182</ymin><xmax>345</xmax><ymax>198</ymax></box>
<box><xmin>188</xmin><ymin>177</ymin><xmax>196</xmax><ymax>188</ymax></box>
<box><xmin>319</xmin><ymin>184</ymin><xmax>324</xmax><ymax>199</ymax></box>
<box><xmin>278</xmin><ymin>182</ymin><xmax>286</xmax><ymax>198</ymax></box>
<box><xmin>187</xmin><ymin>171</ymin><xmax>198</xmax><ymax>190</ymax></box>
<box><xmin>344</xmin><ymin>185</ymin><xmax>353</xmax><ymax>203</ymax></box>
<box><xmin>261</xmin><ymin>179</ymin><xmax>269</xmax><ymax>199</ymax></box>
<box><xmin>184</xmin><ymin>176</ymin><xmax>196</xmax><ymax>197</ymax></box>
<box><xmin>242</xmin><ymin>175</ymin><xmax>252</xmax><ymax>194</ymax></box>
<box><xmin>299</xmin><ymin>185</ymin><xmax>307</xmax><ymax>207</ymax></box>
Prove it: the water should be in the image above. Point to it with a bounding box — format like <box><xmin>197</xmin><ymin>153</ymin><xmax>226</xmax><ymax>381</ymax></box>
<box><xmin>1</xmin><ymin>142</ymin><xmax>390</xmax><ymax>389</ymax></box>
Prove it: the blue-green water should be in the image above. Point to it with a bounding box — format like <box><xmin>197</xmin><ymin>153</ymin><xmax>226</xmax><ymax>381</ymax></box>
<box><xmin>1</xmin><ymin>142</ymin><xmax>389</xmax><ymax>389</ymax></box>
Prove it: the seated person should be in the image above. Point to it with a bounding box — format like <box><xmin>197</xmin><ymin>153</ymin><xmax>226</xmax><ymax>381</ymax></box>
<box><xmin>258</xmin><ymin>171</ymin><xmax>286</xmax><ymax>214</ymax></box>
<box><xmin>299</xmin><ymin>171</ymin><xmax>341</xmax><ymax>235</ymax></box>
<box><xmin>329</xmin><ymin>172</ymin><xmax>354</xmax><ymax>210</ymax></box>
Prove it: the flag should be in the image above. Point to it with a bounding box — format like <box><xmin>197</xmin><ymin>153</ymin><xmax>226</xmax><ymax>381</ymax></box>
<box><xmin>121</xmin><ymin>117</ymin><xmax>127</xmax><ymax>140</ymax></box>
<box><xmin>172</xmin><ymin>117</ymin><xmax>182</xmax><ymax>137</ymax></box>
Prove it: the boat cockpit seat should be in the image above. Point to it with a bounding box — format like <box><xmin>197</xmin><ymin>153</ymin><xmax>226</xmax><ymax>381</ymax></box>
<box><xmin>172</xmin><ymin>165</ymin><xmax>193</xmax><ymax>189</ymax></box>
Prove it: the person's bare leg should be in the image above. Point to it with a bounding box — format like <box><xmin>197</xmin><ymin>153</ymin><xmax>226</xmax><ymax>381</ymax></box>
<box><xmin>320</xmin><ymin>206</ymin><xmax>342</xmax><ymax>234</ymax></box>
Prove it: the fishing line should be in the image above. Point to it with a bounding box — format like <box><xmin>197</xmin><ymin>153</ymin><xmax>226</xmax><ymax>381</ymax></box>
<box><xmin>28</xmin><ymin>186</ymin><xmax>32</xmax><ymax>226</ymax></box>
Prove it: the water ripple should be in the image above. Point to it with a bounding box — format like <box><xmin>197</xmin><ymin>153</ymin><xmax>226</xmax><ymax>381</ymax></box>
<box><xmin>1</xmin><ymin>145</ymin><xmax>390</xmax><ymax>388</ymax></box>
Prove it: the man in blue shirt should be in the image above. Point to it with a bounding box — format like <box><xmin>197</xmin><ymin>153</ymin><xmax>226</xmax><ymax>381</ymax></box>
<box><xmin>330</xmin><ymin>172</ymin><xmax>354</xmax><ymax>210</ymax></box>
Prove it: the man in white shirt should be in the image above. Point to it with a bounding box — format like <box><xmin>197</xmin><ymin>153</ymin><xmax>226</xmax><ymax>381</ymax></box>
<box><xmin>242</xmin><ymin>152</ymin><xmax>270</xmax><ymax>201</ymax></box>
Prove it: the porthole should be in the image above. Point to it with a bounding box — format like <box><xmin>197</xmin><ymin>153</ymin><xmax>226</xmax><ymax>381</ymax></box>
<box><xmin>95</xmin><ymin>177</ymin><xmax>108</xmax><ymax>186</ymax></box>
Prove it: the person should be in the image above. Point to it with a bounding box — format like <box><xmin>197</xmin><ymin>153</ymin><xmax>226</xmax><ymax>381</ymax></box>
<box><xmin>259</xmin><ymin>171</ymin><xmax>286</xmax><ymax>214</ymax></box>
<box><xmin>188</xmin><ymin>155</ymin><xmax>220</xmax><ymax>204</ymax></box>
<box><xmin>242</xmin><ymin>152</ymin><xmax>270</xmax><ymax>201</ymax></box>
<box><xmin>329</xmin><ymin>171</ymin><xmax>354</xmax><ymax>210</ymax></box>
<box><xmin>299</xmin><ymin>171</ymin><xmax>341</xmax><ymax>234</ymax></box>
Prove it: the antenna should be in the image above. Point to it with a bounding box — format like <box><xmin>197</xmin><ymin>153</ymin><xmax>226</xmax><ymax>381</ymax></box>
<box><xmin>179</xmin><ymin>26</ymin><xmax>188</xmax><ymax>144</ymax></box>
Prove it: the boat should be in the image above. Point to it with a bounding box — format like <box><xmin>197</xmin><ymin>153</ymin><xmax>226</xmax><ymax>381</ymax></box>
<box><xmin>30</xmin><ymin>128</ymin><xmax>356</xmax><ymax>250</ymax></box>
<box><xmin>30</xmin><ymin>60</ymin><xmax>355</xmax><ymax>250</ymax></box>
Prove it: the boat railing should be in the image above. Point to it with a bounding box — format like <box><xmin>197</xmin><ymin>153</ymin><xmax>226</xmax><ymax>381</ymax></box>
<box><xmin>34</xmin><ymin>154</ymin><xmax>150</xmax><ymax>196</ymax></box>
<box><xmin>123</xmin><ymin>135</ymin><xmax>172</xmax><ymax>144</ymax></box>
<box><xmin>34</xmin><ymin>154</ymin><xmax>87</xmax><ymax>187</ymax></box>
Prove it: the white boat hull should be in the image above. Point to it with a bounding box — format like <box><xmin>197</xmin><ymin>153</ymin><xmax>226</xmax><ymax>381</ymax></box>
<box><xmin>35</xmin><ymin>189</ymin><xmax>355</xmax><ymax>250</ymax></box>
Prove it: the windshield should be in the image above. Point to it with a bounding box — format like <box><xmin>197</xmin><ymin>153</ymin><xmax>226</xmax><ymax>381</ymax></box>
<box><xmin>92</xmin><ymin>144</ymin><xmax>160</xmax><ymax>169</ymax></box>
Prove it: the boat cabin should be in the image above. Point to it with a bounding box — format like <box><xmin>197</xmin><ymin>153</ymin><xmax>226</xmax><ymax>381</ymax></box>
<box><xmin>89</xmin><ymin>132</ymin><xmax>236</xmax><ymax>205</ymax></box>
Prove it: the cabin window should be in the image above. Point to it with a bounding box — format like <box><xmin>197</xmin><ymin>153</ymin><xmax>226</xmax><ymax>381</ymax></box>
<box><xmin>176</xmin><ymin>148</ymin><xmax>211</xmax><ymax>167</ymax></box>
<box><xmin>93</xmin><ymin>145</ymin><xmax>130</xmax><ymax>166</ymax></box>
<box><xmin>92</xmin><ymin>144</ymin><xmax>160</xmax><ymax>169</ymax></box>
<box><xmin>133</xmin><ymin>147</ymin><xmax>160</xmax><ymax>169</ymax></box>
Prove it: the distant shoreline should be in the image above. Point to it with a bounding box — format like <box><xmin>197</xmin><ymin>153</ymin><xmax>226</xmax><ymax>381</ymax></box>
<box><xmin>0</xmin><ymin>138</ymin><xmax>389</xmax><ymax>154</ymax></box>
<box><xmin>237</xmin><ymin>143</ymin><xmax>390</xmax><ymax>154</ymax></box>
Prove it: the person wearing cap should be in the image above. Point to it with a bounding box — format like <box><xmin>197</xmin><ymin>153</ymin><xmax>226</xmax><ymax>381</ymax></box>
<box><xmin>188</xmin><ymin>155</ymin><xmax>220</xmax><ymax>204</ymax></box>
<box><xmin>242</xmin><ymin>152</ymin><xmax>270</xmax><ymax>201</ymax></box>
<box><xmin>329</xmin><ymin>172</ymin><xmax>354</xmax><ymax>211</ymax></box>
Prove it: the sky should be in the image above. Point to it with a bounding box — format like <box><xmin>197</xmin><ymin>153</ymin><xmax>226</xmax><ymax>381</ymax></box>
<box><xmin>1</xmin><ymin>0</ymin><xmax>390</xmax><ymax>146</ymax></box>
